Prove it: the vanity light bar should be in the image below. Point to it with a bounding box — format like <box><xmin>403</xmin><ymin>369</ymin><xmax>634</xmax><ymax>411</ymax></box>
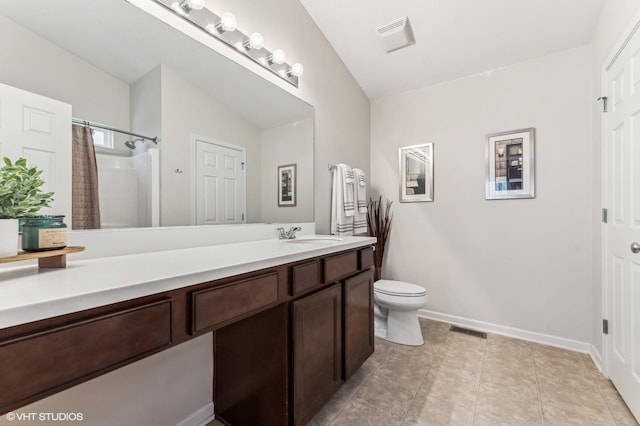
<box><xmin>155</xmin><ymin>0</ymin><xmax>301</xmax><ymax>87</ymax></box>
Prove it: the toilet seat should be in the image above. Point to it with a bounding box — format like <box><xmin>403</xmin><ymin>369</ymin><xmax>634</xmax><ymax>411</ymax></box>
<box><xmin>374</xmin><ymin>280</ymin><xmax>426</xmax><ymax>297</ymax></box>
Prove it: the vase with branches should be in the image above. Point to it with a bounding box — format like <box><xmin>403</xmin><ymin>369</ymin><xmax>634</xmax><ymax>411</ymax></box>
<box><xmin>367</xmin><ymin>196</ymin><xmax>393</xmax><ymax>281</ymax></box>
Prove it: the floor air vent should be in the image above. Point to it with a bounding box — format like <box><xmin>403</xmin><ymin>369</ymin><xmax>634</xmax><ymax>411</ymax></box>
<box><xmin>450</xmin><ymin>325</ymin><xmax>487</xmax><ymax>339</ymax></box>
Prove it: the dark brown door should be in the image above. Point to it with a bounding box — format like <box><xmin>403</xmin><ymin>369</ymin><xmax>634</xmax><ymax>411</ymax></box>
<box><xmin>292</xmin><ymin>284</ymin><xmax>342</xmax><ymax>426</ymax></box>
<box><xmin>343</xmin><ymin>269</ymin><xmax>374</xmax><ymax>380</ymax></box>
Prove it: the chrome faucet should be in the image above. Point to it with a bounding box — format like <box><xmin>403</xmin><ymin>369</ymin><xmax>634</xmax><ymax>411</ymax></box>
<box><xmin>277</xmin><ymin>226</ymin><xmax>302</xmax><ymax>240</ymax></box>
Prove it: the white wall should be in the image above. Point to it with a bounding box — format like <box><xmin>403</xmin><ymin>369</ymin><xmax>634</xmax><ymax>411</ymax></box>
<box><xmin>589</xmin><ymin>0</ymin><xmax>640</xmax><ymax>356</ymax></box>
<box><xmin>261</xmin><ymin>118</ymin><xmax>314</xmax><ymax>223</ymax></box>
<box><xmin>159</xmin><ymin>65</ymin><xmax>263</xmax><ymax>225</ymax></box>
<box><xmin>0</xmin><ymin>16</ymin><xmax>130</xmax><ymax>129</ymax></box>
<box><xmin>371</xmin><ymin>46</ymin><xmax>594</xmax><ymax>343</ymax></box>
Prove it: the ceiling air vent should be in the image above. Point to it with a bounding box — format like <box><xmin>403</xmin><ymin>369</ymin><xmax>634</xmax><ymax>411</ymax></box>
<box><xmin>376</xmin><ymin>16</ymin><xmax>415</xmax><ymax>53</ymax></box>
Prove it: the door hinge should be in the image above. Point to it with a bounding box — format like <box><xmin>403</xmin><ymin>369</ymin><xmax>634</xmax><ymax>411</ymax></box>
<box><xmin>603</xmin><ymin>319</ymin><xmax>609</xmax><ymax>335</ymax></box>
<box><xmin>241</xmin><ymin>162</ymin><xmax>245</xmax><ymax>170</ymax></box>
<box><xmin>597</xmin><ymin>96</ymin><xmax>608</xmax><ymax>113</ymax></box>
<box><xmin>241</xmin><ymin>213</ymin><xmax>245</xmax><ymax>221</ymax></box>
<box><xmin>602</xmin><ymin>208</ymin><xmax>608</xmax><ymax>224</ymax></box>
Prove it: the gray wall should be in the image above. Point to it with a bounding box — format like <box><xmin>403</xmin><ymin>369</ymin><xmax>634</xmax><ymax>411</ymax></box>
<box><xmin>0</xmin><ymin>16</ymin><xmax>130</xmax><ymax>129</ymax></box>
<box><xmin>371</xmin><ymin>45</ymin><xmax>593</xmax><ymax>343</ymax></box>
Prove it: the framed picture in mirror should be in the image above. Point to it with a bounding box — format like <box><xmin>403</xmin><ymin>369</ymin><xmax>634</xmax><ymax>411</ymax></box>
<box><xmin>399</xmin><ymin>143</ymin><xmax>434</xmax><ymax>202</ymax></box>
<box><xmin>278</xmin><ymin>164</ymin><xmax>297</xmax><ymax>207</ymax></box>
<box><xmin>485</xmin><ymin>128</ymin><xmax>535</xmax><ymax>200</ymax></box>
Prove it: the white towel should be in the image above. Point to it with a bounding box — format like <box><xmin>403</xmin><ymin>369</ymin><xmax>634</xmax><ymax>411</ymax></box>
<box><xmin>353</xmin><ymin>168</ymin><xmax>367</xmax><ymax>213</ymax></box>
<box><xmin>340</xmin><ymin>163</ymin><xmax>355</xmax><ymax>217</ymax></box>
<box><xmin>352</xmin><ymin>168</ymin><xmax>368</xmax><ymax>234</ymax></box>
<box><xmin>331</xmin><ymin>164</ymin><xmax>354</xmax><ymax>236</ymax></box>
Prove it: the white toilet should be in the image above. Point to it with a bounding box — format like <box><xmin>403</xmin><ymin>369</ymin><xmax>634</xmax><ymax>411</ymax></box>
<box><xmin>374</xmin><ymin>280</ymin><xmax>428</xmax><ymax>346</ymax></box>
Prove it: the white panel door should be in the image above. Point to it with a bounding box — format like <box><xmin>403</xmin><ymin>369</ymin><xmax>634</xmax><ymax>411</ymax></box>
<box><xmin>194</xmin><ymin>138</ymin><xmax>245</xmax><ymax>225</ymax></box>
<box><xmin>604</xmin><ymin>19</ymin><xmax>640</xmax><ymax>421</ymax></box>
<box><xmin>0</xmin><ymin>82</ymin><xmax>72</xmax><ymax>220</ymax></box>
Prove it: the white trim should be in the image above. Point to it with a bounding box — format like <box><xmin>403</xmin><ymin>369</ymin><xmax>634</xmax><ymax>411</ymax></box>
<box><xmin>600</xmin><ymin>54</ymin><xmax>610</xmax><ymax>377</ymax></box>
<box><xmin>176</xmin><ymin>402</ymin><xmax>215</xmax><ymax>426</ymax></box>
<box><xmin>602</xmin><ymin>9</ymin><xmax>640</xmax><ymax>71</ymax></box>
<box><xmin>599</xmin><ymin>8</ymin><xmax>640</xmax><ymax>379</ymax></box>
<box><xmin>418</xmin><ymin>309</ymin><xmax>591</xmax><ymax>353</ymax></box>
<box><xmin>590</xmin><ymin>344</ymin><xmax>605</xmax><ymax>374</ymax></box>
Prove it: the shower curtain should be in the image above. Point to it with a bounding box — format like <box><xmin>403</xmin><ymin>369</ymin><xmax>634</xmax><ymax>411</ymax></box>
<box><xmin>72</xmin><ymin>124</ymin><xmax>101</xmax><ymax>229</ymax></box>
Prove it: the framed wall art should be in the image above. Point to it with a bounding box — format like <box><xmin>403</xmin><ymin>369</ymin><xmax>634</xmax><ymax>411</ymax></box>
<box><xmin>399</xmin><ymin>143</ymin><xmax>434</xmax><ymax>202</ymax></box>
<box><xmin>485</xmin><ymin>128</ymin><xmax>535</xmax><ymax>200</ymax></box>
<box><xmin>278</xmin><ymin>163</ymin><xmax>297</xmax><ymax>207</ymax></box>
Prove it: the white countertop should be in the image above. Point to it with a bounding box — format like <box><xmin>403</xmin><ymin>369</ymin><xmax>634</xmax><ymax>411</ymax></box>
<box><xmin>0</xmin><ymin>235</ymin><xmax>375</xmax><ymax>329</ymax></box>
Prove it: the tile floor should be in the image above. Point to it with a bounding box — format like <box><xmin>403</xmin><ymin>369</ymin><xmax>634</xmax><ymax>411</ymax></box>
<box><xmin>308</xmin><ymin>318</ymin><xmax>638</xmax><ymax>426</ymax></box>
<box><xmin>209</xmin><ymin>318</ymin><xmax>638</xmax><ymax>425</ymax></box>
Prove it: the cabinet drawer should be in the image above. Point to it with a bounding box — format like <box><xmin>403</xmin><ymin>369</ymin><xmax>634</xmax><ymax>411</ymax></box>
<box><xmin>324</xmin><ymin>251</ymin><xmax>358</xmax><ymax>283</ymax></box>
<box><xmin>359</xmin><ymin>247</ymin><xmax>374</xmax><ymax>270</ymax></box>
<box><xmin>192</xmin><ymin>272</ymin><xmax>279</xmax><ymax>333</ymax></box>
<box><xmin>291</xmin><ymin>260</ymin><xmax>320</xmax><ymax>296</ymax></box>
<box><xmin>0</xmin><ymin>300</ymin><xmax>172</xmax><ymax>412</ymax></box>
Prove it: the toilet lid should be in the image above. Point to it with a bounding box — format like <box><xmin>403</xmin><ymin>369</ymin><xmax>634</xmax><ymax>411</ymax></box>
<box><xmin>374</xmin><ymin>280</ymin><xmax>427</xmax><ymax>297</ymax></box>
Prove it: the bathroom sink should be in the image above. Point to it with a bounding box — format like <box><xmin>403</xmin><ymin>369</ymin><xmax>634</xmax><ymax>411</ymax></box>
<box><xmin>283</xmin><ymin>236</ymin><xmax>343</xmax><ymax>244</ymax></box>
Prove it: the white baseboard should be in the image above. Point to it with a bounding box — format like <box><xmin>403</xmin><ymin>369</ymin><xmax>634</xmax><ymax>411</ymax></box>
<box><xmin>176</xmin><ymin>402</ymin><xmax>215</xmax><ymax>426</ymax></box>
<box><xmin>418</xmin><ymin>309</ymin><xmax>592</xmax><ymax>354</ymax></box>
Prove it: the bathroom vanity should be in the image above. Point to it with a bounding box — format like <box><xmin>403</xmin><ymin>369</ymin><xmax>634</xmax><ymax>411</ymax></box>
<box><xmin>0</xmin><ymin>236</ymin><xmax>375</xmax><ymax>425</ymax></box>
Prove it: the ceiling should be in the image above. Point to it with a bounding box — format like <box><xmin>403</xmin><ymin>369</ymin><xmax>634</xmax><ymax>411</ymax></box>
<box><xmin>299</xmin><ymin>0</ymin><xmax>604</xmax><ymax>100</ymax></box>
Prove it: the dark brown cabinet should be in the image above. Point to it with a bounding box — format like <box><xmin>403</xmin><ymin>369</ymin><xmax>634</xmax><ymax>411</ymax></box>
<box><xmin>292</xmin><ymin>283</ymin><xmax>342</xmax><ymax>426</ymax></box>
<box><xmin>343</xmin><ymin>269</ymin><xmax>374</xmax><ymax>380</ymax></box>
<box><xmin>0</xmin><ymin>245</ymin><xmax>374</xmax><ymax>425</ymax></box>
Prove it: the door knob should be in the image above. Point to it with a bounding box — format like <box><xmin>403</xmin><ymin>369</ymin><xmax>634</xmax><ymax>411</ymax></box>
<box><xmin>632</xmin><ymin>242</ymin><xmax>640</xmax><ymax>254</ymax></box>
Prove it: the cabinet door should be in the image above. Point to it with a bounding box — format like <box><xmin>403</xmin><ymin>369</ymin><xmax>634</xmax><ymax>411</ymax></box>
<box><xmin>343</xmin><ymin>269</ymin><xmax>374</xmax><ymax>380</ymax></box>
<box><xmin>292</xmin><ymin>284</ymin><xmax>342</xmax><ymax>426</ymax></box>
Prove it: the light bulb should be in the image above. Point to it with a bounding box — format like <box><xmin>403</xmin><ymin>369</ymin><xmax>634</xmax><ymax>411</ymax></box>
<box><xmin>216</xmin><ymin>12</ymin><xmax>237</xmax><ymax>33</ymax></box>
<box><xmin>287</xmin><ymin>63</ymin><xmax>304</xmax><ymax>77</ymax></box>
<box><xmin>186</xmin><ymin>0</ymin><xmax>205</xmax><ymax>10</ymax></box>
<box><xmin>243</xmin><ymin>32</ymin><xmax>264</xmax><ymax>51</ymax></box>
<box><xmin>268</xmin><ymin>49</ymin><xmax>286</xmax><ymax>65</ymax></box>
<box><xmin>173</xmin><ymin>0</ymin><xmax>205</xmax><ymax>14</ymax></box>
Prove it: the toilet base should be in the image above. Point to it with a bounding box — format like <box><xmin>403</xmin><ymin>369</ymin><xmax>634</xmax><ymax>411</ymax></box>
<box><xmin>374</xmin><ymin>309</ymin><xmax>424</xmax><ymax>346</ymax></box>
<box><xmin>386</xmin><ymin>310</ymin><xmax>424</xmax><ymax>346</ymax></box>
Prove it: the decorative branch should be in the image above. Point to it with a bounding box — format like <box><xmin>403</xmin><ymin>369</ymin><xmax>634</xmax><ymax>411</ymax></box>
<box><xmin>367</xmin><ymin>196</ymin><xmax>393</xmax><ymax>281</ymax></box>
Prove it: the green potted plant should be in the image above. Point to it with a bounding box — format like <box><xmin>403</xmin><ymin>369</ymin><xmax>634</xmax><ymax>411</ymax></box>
<box><xmin>0</xmin><ymin>157</ymin><xmax>54</xmax><ymax>257</ymax></box>
<box><xmin>367</xmin><ymin>196</ymin><xmax>393</xmax><ymax>281</ymax></box>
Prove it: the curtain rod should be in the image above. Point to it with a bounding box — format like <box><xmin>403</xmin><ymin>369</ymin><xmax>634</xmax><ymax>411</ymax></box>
<box><xmin>72</xmin><ymin>118</ymin><xmax>158</xmax><ymax>144</ymax></box>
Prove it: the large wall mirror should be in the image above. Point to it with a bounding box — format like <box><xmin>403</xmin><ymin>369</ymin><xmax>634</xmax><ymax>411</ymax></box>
<box><xmin>0</xmin><ymin>0</ymin><xmax>314</xmax><ymax>230</ymax></box>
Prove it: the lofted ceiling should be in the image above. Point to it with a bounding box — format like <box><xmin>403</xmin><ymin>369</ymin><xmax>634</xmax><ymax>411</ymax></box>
<box><xmin>299</xmin><ymin>0</ymin><xmax>604</xmax><ymax>100</ymax></box>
